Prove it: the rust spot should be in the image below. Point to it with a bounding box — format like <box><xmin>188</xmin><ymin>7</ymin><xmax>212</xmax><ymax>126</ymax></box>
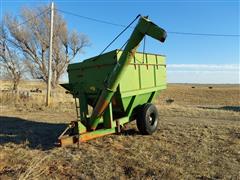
<box><xmin>90</xmin><ymin>127</ymin><xmax>97</xmax><ymax>131</ymax></box>
<box><xmin>92</xmin><ymin>95</ymin><xmax>110</xmax><ymax>115</ymax></box>
<box><xmin>127</xmin><ymin>49</ymin><xmax>137</xmax><ymax>64</ymax></box>
<box><xmin>59</xmin><ymin>131</ymin><xmax>115</xmax><ymax>145</ymax></box>
<box><xmin>90</xmin><ymin>98</ymin><xmax>110</xmax><ymax>130</ymax></box>
<box><xmin>80</xmin><ymin>131</ymin><xmax>114</xmax><ymax>142</ymax></box>
<box><xmin>97</xmin><ymin>99</ymin><xmax>110</xmax><ymax>115</ymax></box>
<box><xmin>130</xmin><ymin>49</ymin><xmax>137</xmax><ymax>56</ymax></box>
<box><xmin>112</xmin><ymin>97</ymin><xmax>117</xmax><ymax>106</ymax></box>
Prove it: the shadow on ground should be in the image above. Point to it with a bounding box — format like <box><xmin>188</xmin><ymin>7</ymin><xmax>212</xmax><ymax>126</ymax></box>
<box><xmin>0</xmin><ymin>116</ymin><xmax>66</xmax><ymax>150</ymax></box>
<box><xmin>122</xmin><ymin>128</ymin><xmax>140</xmax><ymax>136</ymax></box>
<box><xmin>198</xmin><ymin>106</ymin><xmax>240</xmax><ymax>112</ymax></box>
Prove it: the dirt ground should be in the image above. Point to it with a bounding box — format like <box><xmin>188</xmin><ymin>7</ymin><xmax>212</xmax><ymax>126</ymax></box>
<box><xmin>0</xmin><ymin>84</ymin><xmax>239</xmax><ymax>179</ymax></box>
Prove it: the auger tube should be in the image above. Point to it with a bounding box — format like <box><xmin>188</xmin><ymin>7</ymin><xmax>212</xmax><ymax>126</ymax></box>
<box><xmin>89</xmin><ymin>16</ymin><xmax>167</xmax><ymax>130</ymax></box>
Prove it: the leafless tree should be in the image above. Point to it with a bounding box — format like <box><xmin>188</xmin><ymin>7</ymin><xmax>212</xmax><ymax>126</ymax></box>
<box><xmin>0</xmin><ymin>26</ymin><xmax>25</xmax><ymax>91</ymax></box>
<box><xmin>3</xmin><ymin>5</ymin><xmax>90</xmax><ymax>88</ymax></box>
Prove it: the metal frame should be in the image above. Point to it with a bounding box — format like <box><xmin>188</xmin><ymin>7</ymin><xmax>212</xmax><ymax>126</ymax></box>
<box><xmin>59</xmin><ymin>90</ymin><xmax>158</xmax><ymax>147</ymax></box>
<box><xmin>58</xmin><ymin>96</ymin><xmax>132</xmax><ymax>146</ymax></box>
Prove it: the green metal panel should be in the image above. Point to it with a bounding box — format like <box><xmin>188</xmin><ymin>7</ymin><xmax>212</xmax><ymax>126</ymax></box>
<box><xmin>66</xmin><ymin>49</ymin><xmax>166</xmax><ymax>113</ymax></box>
<box><xmin>119</xmin><ymin>64</ymin><xmax>140</xmax><ymax>92</ymax></box>
<box><xmin>140</xmin><ymin>65</ymin><xmax>155</xmax><ymax>88</ymax></box>
<box><xmin>67</xmin><ymin>50</ymin><xmax>117</xmax><ymax>93</ymax></box>
<box><xmin>121</xmin><ymin>92</ymin><xmax>155</xmax><ymax>114</ymax></box>
<box><xmin>66</xmin><ymin>49</ymin><xmax>166</xmax><ymax>104</ymax></box>
<box><xmin>117</xmin><ymin>51</ymin><xmax>166</xmax><ymax>98</ymax></box>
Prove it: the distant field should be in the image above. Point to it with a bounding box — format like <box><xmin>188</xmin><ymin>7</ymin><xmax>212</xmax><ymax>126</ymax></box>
<box><xmin>158</xmin><ymin>83</ymin><xmax>240</xmax><ymax>106</ymax></box>
<box><xmin>1</xmin><ymin>80</ymin><xmax>239</xmax><ymax>107</ymax></box>
<box><xmin>0</xmin><ymin>81</ymin><xmax>239</xmax><ymax>179</ymax></box>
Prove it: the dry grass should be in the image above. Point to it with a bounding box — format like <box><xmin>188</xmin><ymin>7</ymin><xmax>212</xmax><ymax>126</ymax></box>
<box><xmin>0</xmin><ymin>80</ymin><xmax>75</xmax><ymax>111</ymax></box>
<box><xmin>158</xmin><ymin>84</ymin><xmax>240</xmax><ymax>106</ymax></box>
<box><xmin>0</xmin><ymin>82</ymin><xmax>239</xmax><ymax>179</ymax></box>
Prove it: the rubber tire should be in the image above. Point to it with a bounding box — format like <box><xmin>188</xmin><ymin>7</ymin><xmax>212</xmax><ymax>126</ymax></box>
<box><xmin>136</xmin><ymin>103</ymin><xmax>159</xmax><ymax>135</ymax></box>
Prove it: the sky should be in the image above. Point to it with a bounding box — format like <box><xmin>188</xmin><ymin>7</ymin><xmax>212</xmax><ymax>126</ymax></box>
<box><xmin>1</xmin><ymin>0</ymin><xmax>239</xmax><ymax>84</ymax></box>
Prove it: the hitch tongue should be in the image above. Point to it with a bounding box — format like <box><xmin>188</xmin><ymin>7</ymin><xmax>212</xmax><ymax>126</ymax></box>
<box><xmin>57</xmin><ymin>121</ymin><xmax>79</xmax><ymax>147</ymax></box>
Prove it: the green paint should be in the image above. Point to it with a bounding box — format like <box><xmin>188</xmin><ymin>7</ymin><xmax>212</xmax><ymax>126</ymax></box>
<box><xmin>60</xmin><ymin>16</ymin><xmax>167</xmax><ymax>142</ymax></box>
<box><xmin>103</xmin><ymin>102</ymin><xmax>113</xmax><ymax>128</ymax></box>
<box><xmin>78</xmin><ymin>121</ymin><xmax>87</xmax><ymax>133</ymax></box>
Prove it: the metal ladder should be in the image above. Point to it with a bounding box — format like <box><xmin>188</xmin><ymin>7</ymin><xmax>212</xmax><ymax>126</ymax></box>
<box><xmin>74</xmin><ymin>97</ymin><xmax>81</xmax><ymax>121</ymax></box>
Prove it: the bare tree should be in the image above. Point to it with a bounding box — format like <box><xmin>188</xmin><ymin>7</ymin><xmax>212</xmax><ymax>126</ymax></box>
<box><xmin>4</xmin><ymin>5</ymin><xmax>90</xmax><ymax>88</ymax></box>
<box><xmin>0</xmin><ymin>26</ymin><xmax>24</xmax><ymax>91</ymax></box>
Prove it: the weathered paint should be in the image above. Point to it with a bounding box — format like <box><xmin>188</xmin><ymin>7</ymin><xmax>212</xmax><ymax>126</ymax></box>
<box><xmin>79</xmin><ymin>128</ymin><xmax>116</xmax><ymax>142</ymax></box>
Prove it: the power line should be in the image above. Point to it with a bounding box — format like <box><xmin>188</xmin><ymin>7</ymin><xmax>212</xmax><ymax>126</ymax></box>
<box><xmin>168</xmin><ymin>31</ymin><xmax>239</xmax><ymax>37</ymax></box>
<box><xmin>57</xmin><ymin>9</ymin><xmax>127</xmax><ymax>28</ymax></box>
<box><xmin>8</xmin><ymin>8</ymin><xmax>50</xmax><ymax>30</ymax></box>
<box><xmin>95</xmin><ymin>14</ymin><xmax>140</xmax><ymax>59</ymax></box>
<box><xmin>56</xmin><ymin>8</ymin><xmax>239</xmax><ymax>38</ymax></box>
<box><xmin>57</xmin><ymin>9</ymin><xmax>141</xmax><ymax>60</ymax></box>
<box><xmin>0</xmin><ymin>8</ymin><xmax>50</xmax><ymax>42</ymax></box>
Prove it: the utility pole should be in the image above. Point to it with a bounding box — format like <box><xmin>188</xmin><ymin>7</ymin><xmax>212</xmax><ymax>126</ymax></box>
<box><xmin>46</xmin><ymin>1</ymin><xmax>54</xmax><ymax>106</ymax></box>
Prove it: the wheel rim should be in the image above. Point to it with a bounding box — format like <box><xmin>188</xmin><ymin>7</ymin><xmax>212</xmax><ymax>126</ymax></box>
<box><xmin>148</xmin><ymin>112</ymin><xmax>156</xmax><ymax>126</ymax></box>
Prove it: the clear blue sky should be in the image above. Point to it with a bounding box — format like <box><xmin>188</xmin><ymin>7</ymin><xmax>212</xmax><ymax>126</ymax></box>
<box><xmin>1</xmin><ymin>0</ymin><xmax>239</xmax><ymax>83</ymax></box>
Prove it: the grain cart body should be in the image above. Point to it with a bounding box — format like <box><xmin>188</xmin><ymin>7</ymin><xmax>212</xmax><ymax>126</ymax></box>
<box><xmin>59</xmin><ymin>16</ymin><xmax>167</xmax><ymax>146</ymax></box>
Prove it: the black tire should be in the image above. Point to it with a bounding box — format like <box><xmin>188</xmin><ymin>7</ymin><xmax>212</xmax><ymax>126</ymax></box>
<box><xmin>136</xmin><ymin>103</ymin><xmax>159</xmax><ymax>135</ymax></box>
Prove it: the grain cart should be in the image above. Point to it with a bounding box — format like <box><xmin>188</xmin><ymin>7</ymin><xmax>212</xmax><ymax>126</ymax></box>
<box><xmin>59</xmin><ymin>16</ymin><xmax>167</xmax><ymax>146</ymax></box>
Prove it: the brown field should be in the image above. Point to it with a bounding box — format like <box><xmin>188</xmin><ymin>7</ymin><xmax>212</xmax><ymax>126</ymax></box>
<box><xmin>0</xmin><ymin>81</ymin><xmax>239</xmax><ymax>179</ymax></box>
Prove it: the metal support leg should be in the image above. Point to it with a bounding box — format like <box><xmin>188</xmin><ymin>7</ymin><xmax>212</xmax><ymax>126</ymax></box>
<box><xmin>103</xmin><ymin>102</ymin><xmax>113</xmax><ymax>129</ymax></box>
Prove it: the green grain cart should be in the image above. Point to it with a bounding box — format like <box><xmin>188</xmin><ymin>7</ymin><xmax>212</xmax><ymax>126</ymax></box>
<box><xmin>59</xmin><ymin>16</ymin><xmax>167</xmax><ymax>146</ymax></box>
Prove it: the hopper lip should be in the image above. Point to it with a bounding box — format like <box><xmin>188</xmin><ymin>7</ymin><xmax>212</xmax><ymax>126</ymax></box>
<box><xmin>116</xmin><ymin>49</ymin><xmax>166</xmax><ymax>57</ymax></box>
<box><xmin>68</xmin><ymin>49</ymin><xmax>166</xmax><ymax>69</ymax></box>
